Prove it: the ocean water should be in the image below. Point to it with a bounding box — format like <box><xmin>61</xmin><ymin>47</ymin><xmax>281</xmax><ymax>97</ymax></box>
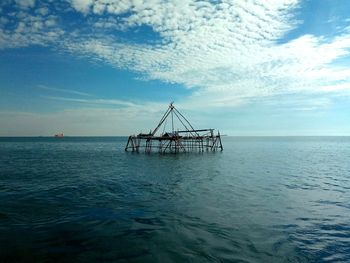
<box><xmin>0</xmin><ymin>136</ymin><xmax>350</xmax><ymax>262</ymax></box>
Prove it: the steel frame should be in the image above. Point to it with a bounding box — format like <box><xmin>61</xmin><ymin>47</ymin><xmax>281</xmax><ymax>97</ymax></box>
<box><xmin>125</xmin><ymin>103</ymin><xmax>223</xmax><ymax>153</ymax></box>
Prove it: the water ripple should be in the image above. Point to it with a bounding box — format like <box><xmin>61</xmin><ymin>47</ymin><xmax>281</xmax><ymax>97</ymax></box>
<box><xmin>1</xmin><ymin>136</ymin><xmax>350</xmax><ymax>262</ymax></box>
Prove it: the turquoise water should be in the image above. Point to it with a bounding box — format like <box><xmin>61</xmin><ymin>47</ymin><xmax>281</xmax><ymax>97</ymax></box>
<box><xmin>0</xmin><ymin>137</ymin><xmax>350</xmax><ymax>262</ymax></box>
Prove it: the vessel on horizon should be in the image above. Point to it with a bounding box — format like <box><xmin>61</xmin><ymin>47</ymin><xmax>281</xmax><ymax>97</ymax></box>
<box><xmin>54</xmin><ymin>133</ymin><xmax>64</xmax><ymax>138</ymax></box>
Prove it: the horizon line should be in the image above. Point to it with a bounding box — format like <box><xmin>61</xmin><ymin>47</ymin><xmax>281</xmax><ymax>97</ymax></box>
<box><xmin>1</xmin><ymin>135</ymin><xmax>350</xmax><ymax>138</ymax></box>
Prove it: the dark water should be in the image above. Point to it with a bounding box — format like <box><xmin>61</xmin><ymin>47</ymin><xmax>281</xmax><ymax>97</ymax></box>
<box><xmin>0</xmin><ymin>137</ymin><xmax>350</xmax><ymax>262</ymax></box>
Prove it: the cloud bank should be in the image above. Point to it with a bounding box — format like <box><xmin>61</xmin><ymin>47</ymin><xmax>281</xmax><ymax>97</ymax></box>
<box><xmin>1</xmin><ymin>0</ymin><xmax>350</xmax><ymax>108</ymax></box>
<box><xmin>1</xmin><ymin>0</ymin><xmax>350</xmax><ymax>135</ymax></box>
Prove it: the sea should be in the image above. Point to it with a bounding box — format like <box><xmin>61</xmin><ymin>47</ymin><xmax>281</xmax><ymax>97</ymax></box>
<box><xmin>0</xmin><ymin>136</ymin><xmax>349</xmax><ymax>262</ymax></box>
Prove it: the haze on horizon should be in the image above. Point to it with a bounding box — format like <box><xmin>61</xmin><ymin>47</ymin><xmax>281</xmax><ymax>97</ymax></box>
<box><xmin>1</xmin><ymin>0</ymin><xmax>350</xmax><ymax>136</ymax></box>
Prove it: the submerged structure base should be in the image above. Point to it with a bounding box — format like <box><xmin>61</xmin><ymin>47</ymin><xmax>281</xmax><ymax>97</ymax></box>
<box><xmin>125</xmin><ymin>130</ymin><xmax>223</xmax><ymax>154</ymax></box>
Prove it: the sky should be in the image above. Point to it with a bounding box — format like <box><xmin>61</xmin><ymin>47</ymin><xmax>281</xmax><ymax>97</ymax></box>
<box><xmin>0</xmin><ymin>0</ymin><xmax>350</xmax><ymax>136</ymax></box>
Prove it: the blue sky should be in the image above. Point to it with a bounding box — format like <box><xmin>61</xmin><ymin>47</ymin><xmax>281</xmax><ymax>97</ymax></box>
<box><xmin>0</xmin><ymin>0</ymin><xmax>350</xmax><ymax>136</ymax></box>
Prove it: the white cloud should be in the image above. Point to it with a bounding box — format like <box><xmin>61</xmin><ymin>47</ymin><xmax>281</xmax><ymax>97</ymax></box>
<box><xmin>15</xmin><ymin>0</ymin><xmax>35</xmax><ymax>9</ymax></box>
<box><xmin>36</xmin><ymin>7</ymin><xmax>49</xmax><ymax>16</ymax></box>
<box><xmin>37</xmin><ymin>85</ymin><xmax>93</xmax><ymax>97</ymax></box>
<box><xmin>59</xmin><ymin>0</ymin><xmax>350</xmax><ymax>109</ymax></box>
<box><xmin>0</xmin><ymin>5</ymin><xmax>63</xmax><ymax>49</ymax></box>
<box><xmin>42</xmin><ymin>95</ymin><xmax>138</xmax><ymax>108</ymax></box>
<box><xmin>320</xmin><ymin>83</ymin><xmax>350</xmax><ymax>92</ymax></box>
<box><xmin>70</xmin><ymin>0</ymin><xmax>94</xmax><ymax>14</ymax></box>
<box><xmin>1</xmin><ymin>0</ymin><xmax>350</xmax><ymax>112</ymax></box>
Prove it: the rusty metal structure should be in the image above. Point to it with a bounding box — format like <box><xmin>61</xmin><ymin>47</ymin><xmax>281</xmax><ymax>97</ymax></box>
<box><xmin>125</xmin><ymin>103</ymin><xmax>223</xmax><ymax>153</ymax></box>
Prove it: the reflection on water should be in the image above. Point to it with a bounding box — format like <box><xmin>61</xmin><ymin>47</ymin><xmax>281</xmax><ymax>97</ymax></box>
<box><xmin>0</xmin><ymin>136</ymin><xmax>350</xmax><ymax>262</ymax></box>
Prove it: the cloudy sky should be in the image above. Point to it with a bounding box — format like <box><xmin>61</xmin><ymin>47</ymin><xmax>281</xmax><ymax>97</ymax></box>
<box><xmin>1</xmin><ymin>0</ymin><xmax>350</xmax><ymax>136</ymax></box>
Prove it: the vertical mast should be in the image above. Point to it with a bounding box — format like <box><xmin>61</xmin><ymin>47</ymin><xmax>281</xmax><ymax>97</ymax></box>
<box><xmin>170</xmin><ymin>102</ymin><xmax>174</xmax><ymax>134</ymax></box>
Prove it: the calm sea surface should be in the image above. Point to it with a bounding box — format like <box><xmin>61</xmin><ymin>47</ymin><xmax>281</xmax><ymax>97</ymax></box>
<box><xmin>0</xmin><ymin>137</ymin><xmax>350</xmax><ymax>262</ymax></box>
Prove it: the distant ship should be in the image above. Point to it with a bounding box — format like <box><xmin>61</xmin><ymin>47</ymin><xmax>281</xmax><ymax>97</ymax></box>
<box><xmin>54</xmin><ymin>133</ymin><xmax>64</xmax><ymax>138</ymax></box>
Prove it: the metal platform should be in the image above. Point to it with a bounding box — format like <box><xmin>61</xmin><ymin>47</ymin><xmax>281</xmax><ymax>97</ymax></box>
<box><xmin>125</xmin><ymin>103</ymin><xmax>223</xmax><ymax>153</ymax></box>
